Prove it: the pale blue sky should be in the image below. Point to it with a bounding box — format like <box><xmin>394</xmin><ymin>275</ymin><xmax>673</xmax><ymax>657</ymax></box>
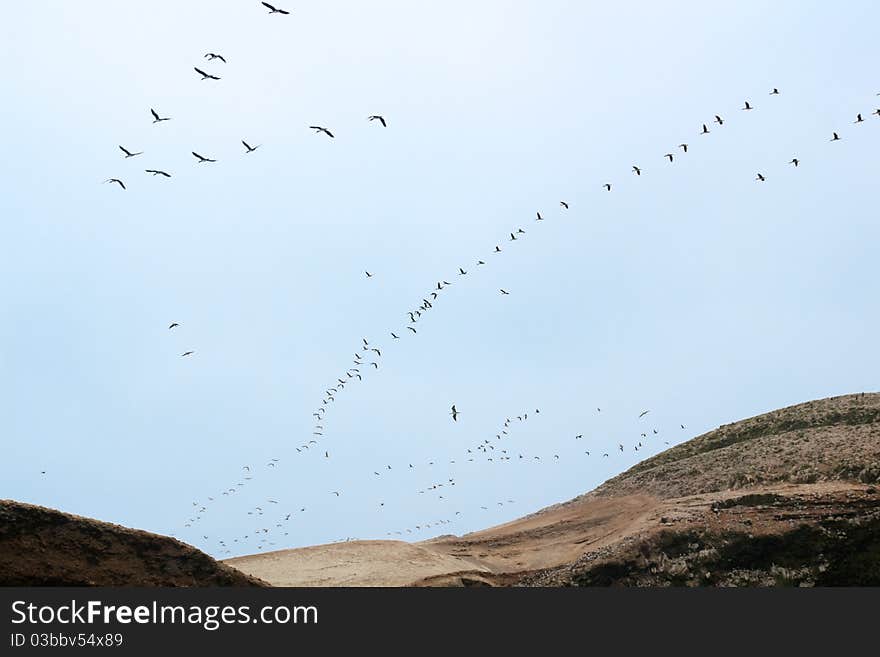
<box><xmin>2</xmin><ymin>1</ymin><xmax>878</xmax><ymax>557</ymax></box>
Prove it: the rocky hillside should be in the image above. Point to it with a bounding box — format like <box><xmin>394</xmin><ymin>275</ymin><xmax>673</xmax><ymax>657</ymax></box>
<box><xmin>0</xmin><ymin>500</ymin><xmax>265</xmax><ymax>586</ymax></box>
<box><xmin>589</xmin><ymin>392</ymin><xmax>880</xmax><ymax>500</ymax></box>
<box><xmin>514</xmin><ymin>393</ymin><xmax>880</xmax><ymax>586</ymax></box>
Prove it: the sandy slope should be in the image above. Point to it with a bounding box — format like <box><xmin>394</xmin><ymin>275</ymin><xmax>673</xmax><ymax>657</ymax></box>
<box><xmin>226</xmin><ymin>496</ymin><xmax>659</xmax><ymax>586</ymax></box>
<box><xmin>225</xmin><ymin>540</ymin><xmax>491</xmax><ymax>586</ymax></box>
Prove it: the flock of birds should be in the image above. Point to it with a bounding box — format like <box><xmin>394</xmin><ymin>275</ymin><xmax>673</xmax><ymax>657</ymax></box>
<box><xmin>180</xmin><ymin>404</ymin><xmax>689</xmax><ymax>553</ymax></box>
<box><xmin>90</xmin><ymin>4</ymin><xmax>880</xmax><ymax>555</ymax></box>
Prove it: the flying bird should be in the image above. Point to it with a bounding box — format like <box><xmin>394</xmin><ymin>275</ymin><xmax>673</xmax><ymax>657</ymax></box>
<box><xmin>854</xmin><ymin>114</ymin><xmax>864</xmax><ymax>123</ymax></box>
<box><xmin>536</xmin><ymin>212</ymin><xmax>543</xmax><ymax>221</ymax></box>
<box><xmin>742</xmin><ymin>101</ymin><xmax>753</xmax><ymax>110</ymax></box>
<box><xmin>192</xmin><ymin>151</ymin><xmax>216</xmax><ymax>163</ymax></box>
<box><xmin>700</xmin><ymin>123</ymin><xmax>710</xmax><ymax>134</ymax></box>
<box><xmin>181</xmin><ymin>351</ymin><xmax>194</xmax><ymax>357</ymax></box>
<box><xmin>450</xmin><ymin>405</ymin><xmax>460</xmax><ymax>422</ymax></box>
<box><xmin>831</xmin><ymin>132</ymin><xmax>840</xmax><ymax>141</ymax></box>
<box><xmin>560</xmin><ymin>201</ymin><xmax>569</xmax><ymax>209</ymax></box>
<box><xmin>639</xmin><ymin>410</ymin><xmax>650</xmax><ymax>418</ymax></box>
<box><xmin>756</xmin><ymin>173</ymin><xmax>766</xmax><ymax>182</ymax></box>
<box><xmin>679</xmin><ymin>143</ymin><xmax>688</xmax><ymax>152</ymax></box>
<box><xmin>262</xmin><ymin>2</ymin><xmax>290</xmax><ymax>14</ymax></box>
<box><xmin>205</xmin><ymin>53</ymin><xmax>226</xmax><ymax>63</ymax></box>
<box><xmin>194</xmin><ymin>67</ymin><xmax>220</xmax><ymax>80</ymax></box>
<box><xmin>664</xmin><ymin>153</ymin><xmax>674</xmax><ymax>162</ymax></box>
<box><xmin>104</xmin><ymin>178</ymin><xmax>125</xmax><ymax>189</ymax></box>
<box><xmin>770</xmin><ymin>88</ymin><xmax>780</xmax><ymax>95</ymax></box>
<box><xmin>145</xmin><ymin>169</ymin><xmax>171</xmax><ymax>177</ymax></box>
<box><xmin>119</xmin><ymin>146</ymin><xmax>142</xmax><ymax>158</ymax></box>
<box><xmin>242</xmin><ymin>140</ymin><xmax>261</xmax><ymax>153</ymax></box>
<box><xmin>789</xmin><ymin>158</ymin><xmax>799</xmax><ymax>167</ymax></box>
<box><xmin>500</xmin><ymin>289</ymin><xmax>510</xmax><ymax>295</ymax></box>
<box><xmin>603</xmin><ymin>183</ymin><xmax>612</xmax><ymax>191</ymax></box>
<box><xmin>391</xmin><ymin>332</ymin><xmax>400</xmax><ymax>339</ymax></box>
<box><xmin>368</xmin><ymin>115</ymin><xmax>387</xmax><ymax>127</ymax></box>
<box><xmin>151</xmin><ymin>108</ymin><xmax>170</xmax><ymax>123</ymax></box>
<box><xmin>168</xmin><ymin>323</ymin><xmax>179</xmax><ymax>329</ymax></box>
<box><xmin>310</xmin><ymin>126</ymin><xmax>334</xmax><ymax>138</ymax></box>
<box><xmin>632</xmin><ymin>166</ymin><xmax>641</xmax><ymax>175</ymax></box>
<box><xmin>365</xmin><ymin>271</ymin><xmax>373</xmax><ymax>278</ymax></box>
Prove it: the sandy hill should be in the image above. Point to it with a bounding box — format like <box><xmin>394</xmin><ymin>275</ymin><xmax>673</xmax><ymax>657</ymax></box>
<box><xmin>228</xmin><ymin>392</ymin><xmax>880</xmax><ymax>586</ymax></box>
<box><xmin>0</xmin><ymin>500</ymin><xmax>265</xmax><ymax>586</ymax></box>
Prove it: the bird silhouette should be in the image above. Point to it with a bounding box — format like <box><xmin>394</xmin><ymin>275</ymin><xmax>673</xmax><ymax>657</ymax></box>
<box><xmin>104</xmin><ymin>178</ymin><xmax>125</xmax><ymax>190</ymax></box>
<box><xmin>205</xmin><ymin>53</ymin><xmax>226</xmax><ymax>63</ymax></box>
<box><xmin>194</xmin><ymin>67</ymin><xmax>220</xmax><ymax>80</ymax></box>
<box><xmin>679</xmin><ymin>143</ymin><xmax>688</xmax><ymax>152</ymax></box>
<box><xmin>181</xmin><ymin>351</ymin><xmax>194</xmax><ymax>357</ymax></box>
<box><xmin>145</xmin><ymin>169</ymin><xmax>171</xmax><ymax>177</ymax></box>
<box><xmin>560</xmin><ymin>201</ymin><xmax>569</xmax><ymax>209</ymax></box>
<box><xmin>192</xmin><ymin>151</ymin><xmax>216</xmax><ymax>163</ymax></box>
<box><xmin>632</xmin><ymin>166</ymin><xmax>641</xmax><ymax>175</ymax></box>
<box><xmin>368</xmin><ymin>115</ymin><xmax>387</xmax><ymax>127</ymax></box>
<box><xmin>770</xmin><ymin>88</ymin><xmax>780</xmax><ymax>95</ymax></box>
<box><xmin>151</xmin><ymin>108</ymin><xmax>171</xmax><ymax>123</ymax></box>
<box><xmin>168</xmin><ymin>323</ymin><xmax>179</xmax><ymax>329</ymax></box>
<box><xmin>831</xmin><ymin>132</ymin><xmax>841</xmax><ymax>141</ymax></box>
<box><xmin>701</xmin><ymin>124</ymin><xmax>710</xmax><ymax>134</ymax></box>
<box><xmin>262</xmin><ymin>2</ymin><xmax>290</xmax><ymax>14</ymax></box>
<box><xmin>310</xmin><ymin>126</ymin><xmax>335</xmax><ymax>138</ymax></box>
<box><xmin>242</xmin><ymin>140</ymin><xmax>261</xmax><ymax>153</ymax></box>
<box><xmin>603</xmin><ymin>183</ymin><xmax>612</xmax><ymax>191</ymax></box>
<box><xmin>789</xmin><ymin>158</ymin><xmax>799</xmax><ymax>167</ymax></box>
<box><xmin>742</xmin><ymin>101</ymin><xmax>753</xmax><ymax>110</ymax></box>
<box><xmin>119</xmin><ymin>146</ymin><xmax>142</xmax><ymax>158</ymax></box>
<box><xmin>450</xmin><ymin>404</ymin><xmax>460</xmax><ymax>422</ymax></box>
<box><xmin>664</xmin><ymin>153</ymin><xmax>674</xmax><ymax>162</ymax></box>
<box><xmin>756</xmin><ymin>173</ymin><xmax>766</xmax><ymax>182</ymax></box>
